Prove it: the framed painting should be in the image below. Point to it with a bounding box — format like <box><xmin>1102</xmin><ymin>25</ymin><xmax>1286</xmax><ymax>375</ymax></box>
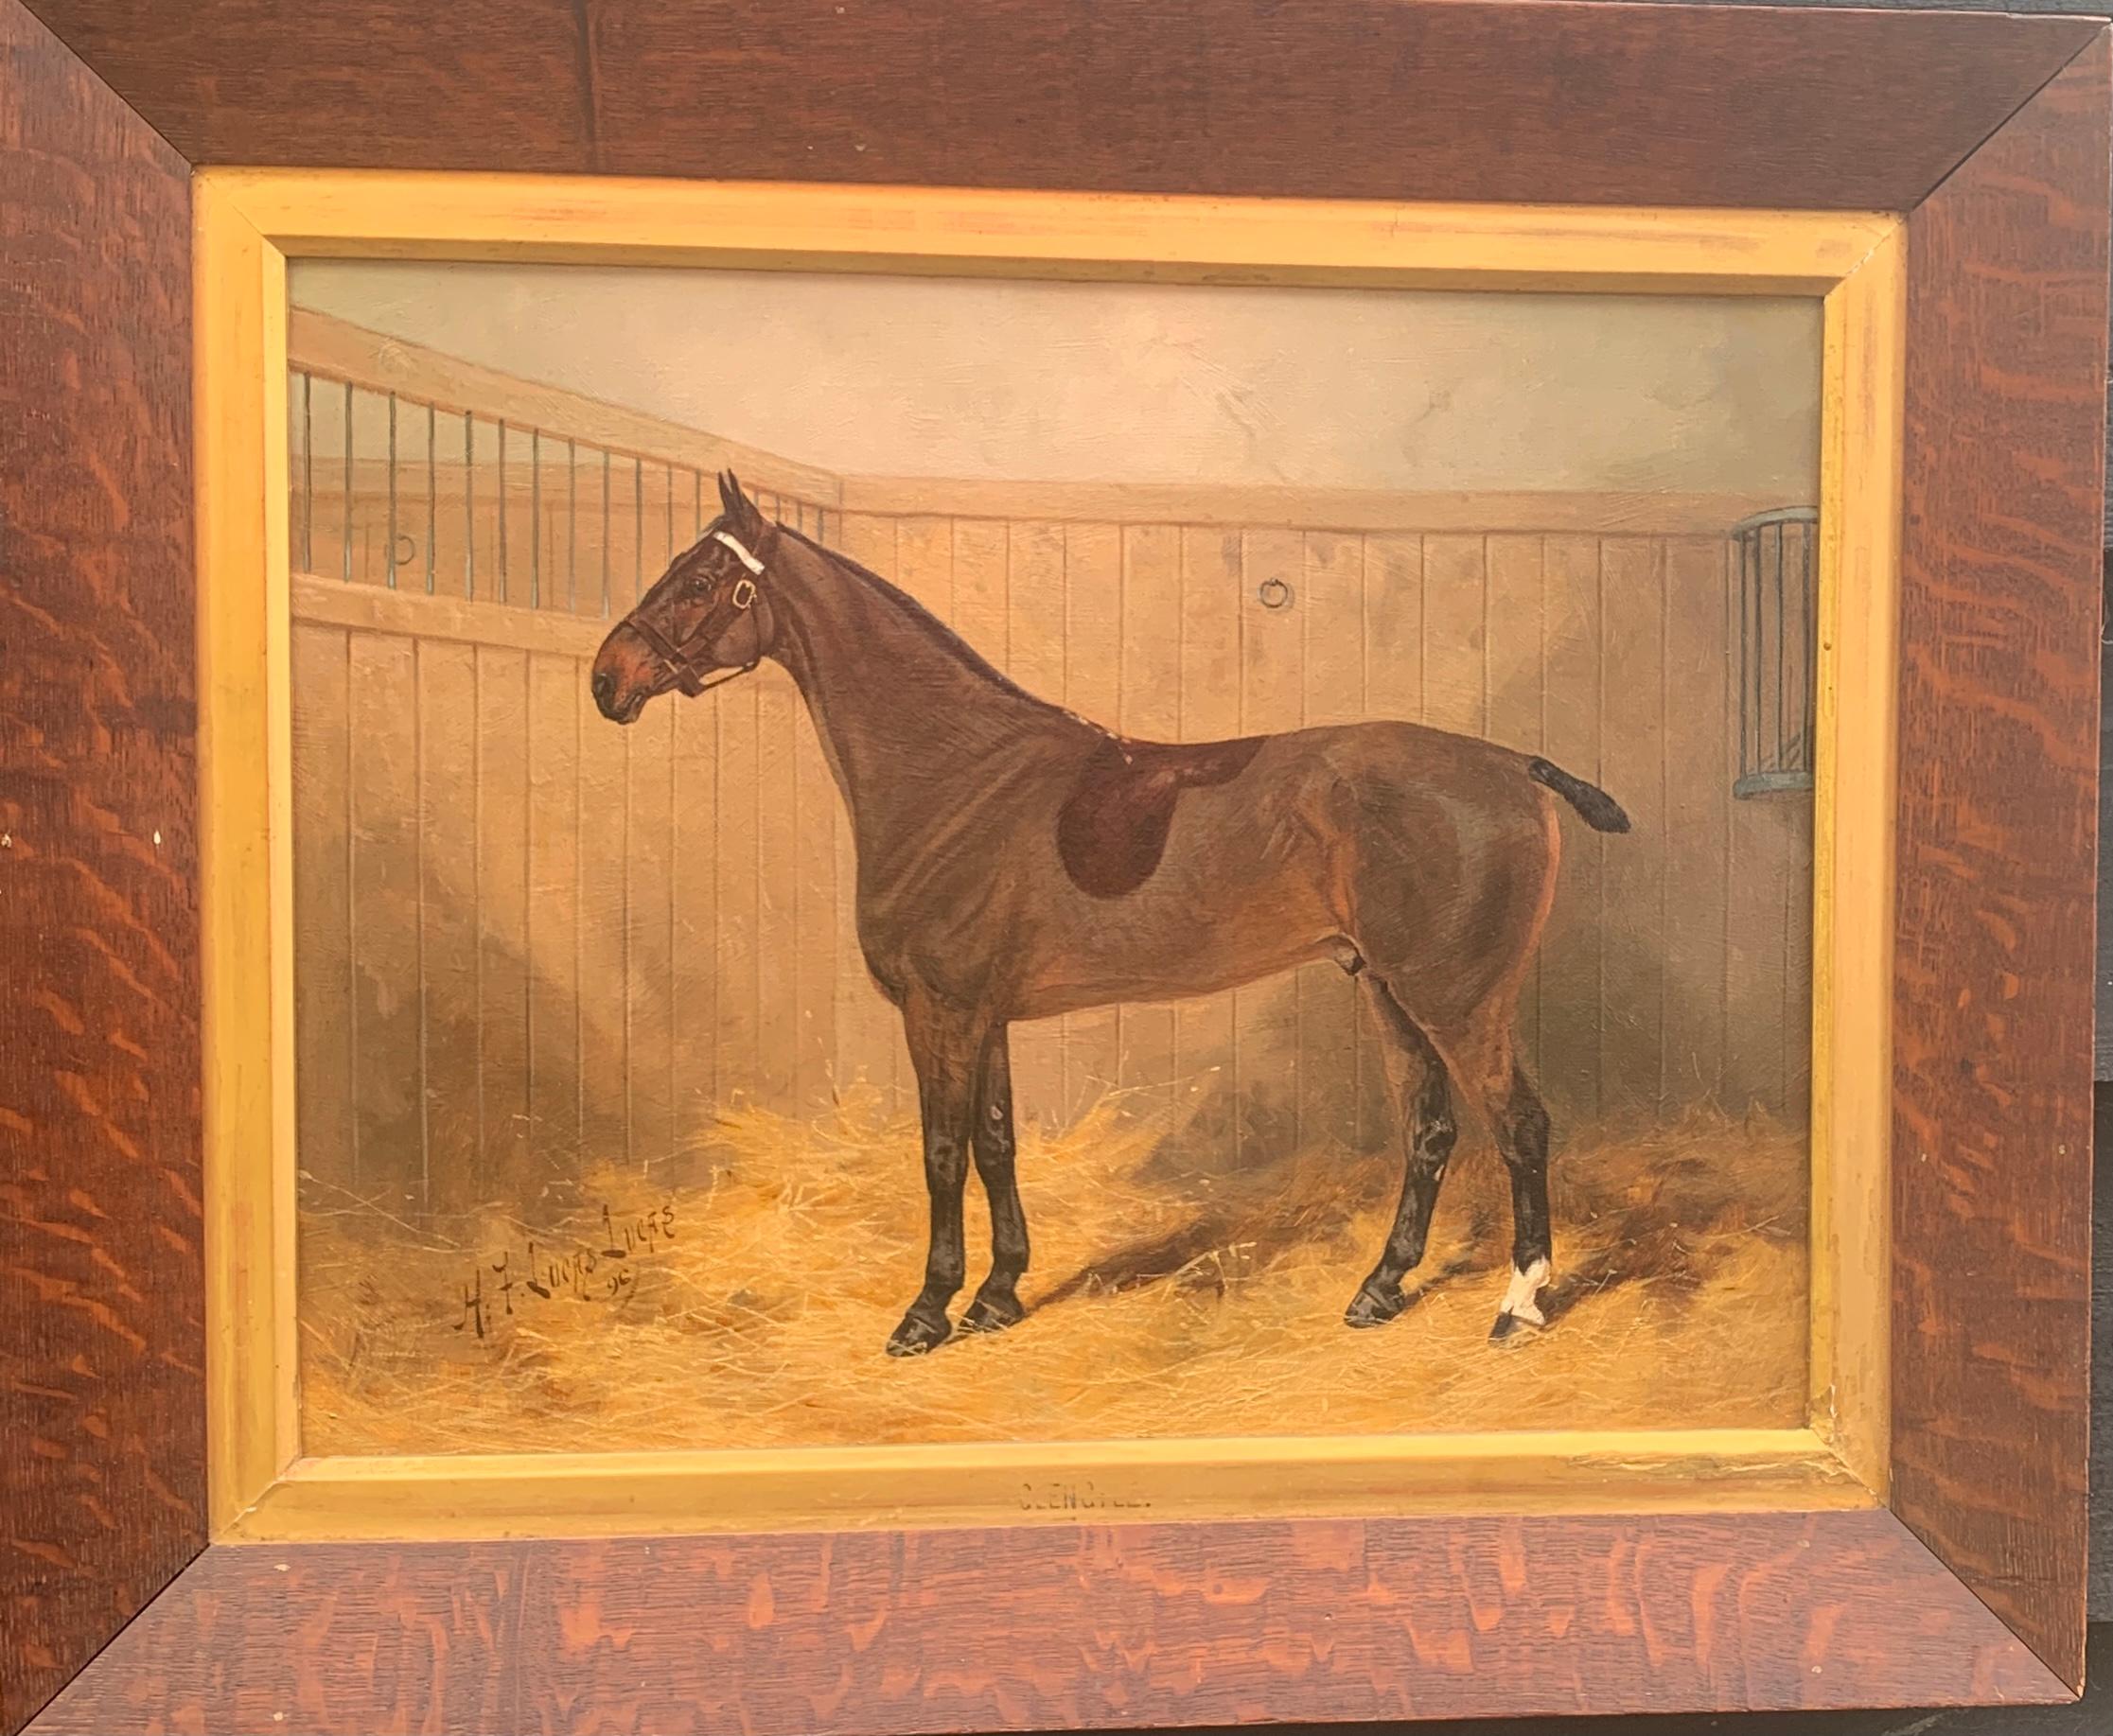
<box><xmin>4</xmin><ymin>3</ymin><xmax>2104</xmax><ymax>1732</ymax></box>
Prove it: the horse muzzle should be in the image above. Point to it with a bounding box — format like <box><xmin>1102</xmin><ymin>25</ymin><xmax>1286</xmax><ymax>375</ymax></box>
<box><xmin>590</xmin><ymin>629</ymin><xmax>659</xmax><ymax>724</ymax></box>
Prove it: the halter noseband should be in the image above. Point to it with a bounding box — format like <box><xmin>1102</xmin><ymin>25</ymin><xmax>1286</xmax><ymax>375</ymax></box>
<box><xmin>624</xmin><ymin>529</ymin><xmax>767</xmax><ymax>697</ymax></box>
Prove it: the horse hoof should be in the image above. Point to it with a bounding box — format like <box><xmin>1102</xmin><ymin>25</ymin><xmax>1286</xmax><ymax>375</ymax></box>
<box><xmin>886</xmin><ymin>1308</ymin><xmax>953</xmax><ymax>1357</ymax></box>
<box><xmin>1344</xmin><ymin>1281</ymin><xmax>1407</xmax><ymax>1328</ymax></box>
<box><xmin>960</xmin><ymin>1290</ymin><xmax>1025</xmax><ymax>1333</ymax></box>
<box><xmin>1488</xmin><ymin>1260</ymin><xmax>1551</xmax><ymax>1342</ymax></box>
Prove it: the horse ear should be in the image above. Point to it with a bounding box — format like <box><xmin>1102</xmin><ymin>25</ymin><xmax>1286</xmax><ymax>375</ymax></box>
<box><xmin>717</xmin><ymin>470</ymin><xmax>762</xmax><ymax>537</ymax></box>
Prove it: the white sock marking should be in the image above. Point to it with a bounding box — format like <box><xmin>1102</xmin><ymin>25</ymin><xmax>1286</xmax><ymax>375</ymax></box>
<box><xmin>1499</xmin><ymin>1257</ymin><xmax>1551</xmax><ymax>1326</ymax></box>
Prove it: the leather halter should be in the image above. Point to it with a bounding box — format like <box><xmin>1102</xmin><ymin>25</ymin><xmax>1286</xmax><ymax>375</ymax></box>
<box><xmin>623</xmin><ymin>529</ymin><xmax>766</xmax><ymax>697</ymax></box>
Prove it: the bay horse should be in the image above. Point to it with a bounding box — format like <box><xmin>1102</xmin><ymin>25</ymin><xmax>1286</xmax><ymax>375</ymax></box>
<box><xmin>591</xmin><ymin>475</ymin><xmax>1630</xmax><ymax>1357</ymax></box>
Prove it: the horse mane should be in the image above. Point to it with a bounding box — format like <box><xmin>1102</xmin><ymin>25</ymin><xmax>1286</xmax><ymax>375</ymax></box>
<box><xmin>777</xmin><ymin>521</ymin><xmax>1082</xmax><ymax>722</ymax></box>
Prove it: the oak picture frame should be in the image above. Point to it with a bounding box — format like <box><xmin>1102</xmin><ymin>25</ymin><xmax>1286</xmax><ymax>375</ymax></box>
<box><xmin>4</xmin><ymin>2</ymin><xmax>2104</xmax><ymax>1731</ymax></box>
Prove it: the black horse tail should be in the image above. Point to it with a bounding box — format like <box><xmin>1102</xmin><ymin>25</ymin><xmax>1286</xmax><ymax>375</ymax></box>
<box><xmin>1526</xmin><ymin>756</ymin><xmax>1630</xmax><ymax>833</ymax></box>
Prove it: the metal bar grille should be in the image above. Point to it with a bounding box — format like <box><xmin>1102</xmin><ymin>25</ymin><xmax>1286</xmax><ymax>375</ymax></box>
<box><xmin>287</xmin><ymin>362</ymin><xmax>828</xmax><ymax>616</ymax></box>
<box><xmin>1731</xmin><ymin>504</ymin><xmax>1819</xmax><ymax>798</ymax></box>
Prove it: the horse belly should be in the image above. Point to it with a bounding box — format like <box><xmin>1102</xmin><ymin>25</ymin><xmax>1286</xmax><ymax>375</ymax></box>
<box><xmin>1011</xmin><ymin>798</ymin><xmax>1344</xmax><ymax>1016</ymax></box>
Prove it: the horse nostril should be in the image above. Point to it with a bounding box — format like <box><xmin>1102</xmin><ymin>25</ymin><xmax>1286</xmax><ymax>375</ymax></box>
<box><xmin>590</xmin><ymin>670</ymin><xmax>615</xmax><ymax>710</ymax></box>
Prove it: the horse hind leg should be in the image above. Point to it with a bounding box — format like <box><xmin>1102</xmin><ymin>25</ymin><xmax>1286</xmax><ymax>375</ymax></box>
<box><xmin>960</xmin><ymin>1026</ymin><xmax>1030</xmax><ymax>1333</ymax></box>
<box><xmin>1345</xmin><ymin>979</ymin><xmax>1459</xmax><ymax>1327</ymax></box>
<box><xmin>1439</xmin><ymin>1012</ymin><xmax>1554</xmax><ymax>1341</ymax></box>
<box><xmin>1487</xmin><ymin>1061</ymin><xmax>1554</xmax><ymax>1340</ymax></box>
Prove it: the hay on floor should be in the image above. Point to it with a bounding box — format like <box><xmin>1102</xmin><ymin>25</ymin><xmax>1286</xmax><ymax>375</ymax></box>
<box><xmin>298</xmin><ymin>1088</ymin><xmax>1807</xmax><ymax>1455</ymax></box>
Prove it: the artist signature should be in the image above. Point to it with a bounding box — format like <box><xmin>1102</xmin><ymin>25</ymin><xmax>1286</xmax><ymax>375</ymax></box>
<box><xmin>452</xmin><ymin>1201</ymin><xmax>677</xmax><ymax>1340</ymax></box>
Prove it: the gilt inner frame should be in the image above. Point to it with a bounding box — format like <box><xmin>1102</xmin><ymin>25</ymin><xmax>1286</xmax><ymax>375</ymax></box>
<box><xmin>195</xmin><ymin>172</ymin><xmax>1902</xmax><ymax>1542</ymax></box>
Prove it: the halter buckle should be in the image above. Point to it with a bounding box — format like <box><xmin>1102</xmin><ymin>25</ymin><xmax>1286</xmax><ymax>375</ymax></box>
<box><xmin>731</xmin><ymin>576</ymin><xmax>758</xmax><ymax>610</ymax></box>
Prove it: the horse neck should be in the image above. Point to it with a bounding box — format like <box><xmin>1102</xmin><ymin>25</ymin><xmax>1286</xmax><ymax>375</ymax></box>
<box><xmin>762</xmin><ymin>537</ymin><xmax>1082</xmax><ymax>837</ymax></box>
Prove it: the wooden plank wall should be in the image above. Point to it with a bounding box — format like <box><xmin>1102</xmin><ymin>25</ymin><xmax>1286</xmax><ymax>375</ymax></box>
<box><xmin>289</xmin><ymin>378</ymin><xmax>1813</xmax><ymax>1213</ymax></box>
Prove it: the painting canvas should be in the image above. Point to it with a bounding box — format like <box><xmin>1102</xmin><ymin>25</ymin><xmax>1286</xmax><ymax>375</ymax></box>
<box><xmin>285</xmin><ymin>262</ymin><xmax>1820</xmax><ymax>1457</ymax></box>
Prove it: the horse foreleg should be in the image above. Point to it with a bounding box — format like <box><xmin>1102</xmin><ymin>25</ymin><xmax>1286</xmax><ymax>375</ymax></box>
<box><xmin>1345</xmin><ymin>978</ymin><xmax>1459</xmax><ymax>1327</ymax></box>
<box><xmin>960</xmin><ymin>1026</ymin><xmax>1029</xmax><ymax>1333</ymax></box>
<box><xmin>888</xmin><ymin>1001</ymin><xmax>981</xmax><ymax>1357</ymax></box>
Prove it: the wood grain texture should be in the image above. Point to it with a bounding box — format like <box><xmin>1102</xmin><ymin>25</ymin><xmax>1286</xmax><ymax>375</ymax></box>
<box><xmin>0</xmin><ymin>1</ymin><xmax>202</xmax><ymax>1729</ymax></box>
<box><xmin>1893</xmin><ymin>32</ymin><xmax>2110</xmax><ymax>1694</ymax></box>
<box><xmin>19</xmin><ymin>0</ymin><xmax>2097</xmax><ymax>210</ymax></box>
<box><xmin>27</xmin><ymin>1511</ymin><xmax>2072</xmax><ymax>1735</ymax></box>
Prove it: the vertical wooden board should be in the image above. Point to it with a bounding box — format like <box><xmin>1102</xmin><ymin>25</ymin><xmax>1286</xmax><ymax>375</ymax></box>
<box><xmin>1237</xmin><ymin>526</ymin><xmax>1305</xmax><ymax>1163</ymax></box>
<box><xmin>670</xmin><ymin>683</ymin><xmax>719</xmax><ymax>1149</ymax></box>
<box><xmin>1006</xmin><ymin>521</ymin><xmax>1068</xmax><ymax>700</ymax></box>
<box><xmin>1362</xmin><ymin>534</ymin><xmax>1424</xmax><ymax>725</ymax></box>
<box><xmin>425</xmin><ymin>412</ymin><xmax>475</xmax><ymax>602</ymax></box>
<box><xmin>369</xmin><ymin>393</ymin><xmax>427</xmax><ymax>599</ymax></box>
<box><xmin>714</xmin><ymin>685</ymin><xmax>764</xmax><ymax>1114</ymax></box>
<box><xmin>291</xmin><ymin>621</ymin><xmax>351</xmax><ymax>1191</ymax></box>
<box><xmin>1007</xmin><ymin>519</ymin><xmax>1069</xmax><ymax>1130</ymax></box>
<box><xmin>1721</xmin><ymin>523</ymin><xmax>1804</xmax><ymax>1126</ymax></box>
<box><xmin>1483</xmin><ymin>535</ymin><xmax>1546</xmax><ymax>752</ymax></box>
<box><xmin>516</xmin><ymin>425</ymin><xmax>557</xmax><ymax>608</ymax></box>
<box><xmin>578</xmin><ymin>674</ymin><xmax>633</xmax><ymax>1152</ymax></box>
<box><xmin>893</xmin><ymin>514</ymin><xmax>955</xmax><ymax>623</ymax></box>
<box><xmin>1596</xmin><ymin>539</ymin><xmax>1668</xmax><ymax>1120</ymax></box>
<box><xmin>1485</xmin><ymin>535</ymin><xmax>1546</xmax><ymax>1083</ymax></box>
<box><xmin>952</xmin><ymin>518</ymin><xmax>1009</xmax><ymax>669</ymax></box>
<box><xmin>310</xmin><ymin>381</ymin><xmax>354</xmax><ymax>582</ymax></box>
<box><xmin>527</xmin><ymin>433</ymin><xmax>570</xmax><ymax>611</ymax></box>
<box><xmin>1172</xmin><ymin>528</ymin><xmax>1243</xmax><ymax>1161</ymax></box>
<box><xmin>1063</xmin><ymin>522</ymin><xmax>1124</xmax><ymax>1127</ymax></box>
<box><xmin>1297</xmin><ymin>531</ymin><xmax>1363</xmax><ymax>1152</ymax></box>
<box><xmin>1780</xmin><ymin>798</ymin><xmax>1815</xmax><ymax>1126</ymax></box>
<box><xmin>637</xmin><ymin>459</ymin><xmax>677</xmax><ymax>596</ymax></box>
<box><xmin>525</xmin><ymin>654</ymin><xmax>582</xmax><ymax>1169</ymax></box>
<box><xmin>603</xmin><ymin>453</ymin><xmax>644</xmax><ymax>617</ymax></box>
<box><xmin>1118</xmin><ymin>525</ymin><xmax>1182</xmax><ymax>1114</ymax></box>
<box><xmin>467</xmin><ymin>416</ymin><xmax>506</xmax><ymax>605</ymax></box>
<box><xmin>793</xmin><ymin>702</ymin><xmax>840</xmax><ymax>1117</ymax></box>
<box><xmin>426</xmin><ymin>427</ymin><xmax>457</xmax><ymax>597</ymax></box>
<box><xmin>1539</xmin><ymin>535</ymin><xmax>1604</xmax><ymax>1124</ymax></box>
<box><xmin>417</xmin><ymin>640</ymin><xmax>483</xmax><ymax>1210</ymax></box>
<box><xmin>567</xmin><ymin>447</ymin><xmax>607</xmax><ymax>620</ymax></box>
<box><xmin>345</xmin><ymin>632</ymin><xmax>422</xmax><ymax>1204</ymax></box>
<box><xmin>490</xmin><ymin>420</ymin><xmax>526</xmax><ymax>606</ymax></box>
<box><xmin>551</xmin><ymin>440</ymin><xmax>593</xmax><ymax>615</ymax></box>
<box><xmin>1356</xmin><ymin>532</ymin><xmax>1422</xmax><ymax>1143</ymax></box>
<box><xmin>1724</xmin><ymin>802</ymin><xmax>1804</xmax><ymax>1118</ymax></box>
<box><xmin>828</xmin><ymin>514</ymin><xmax>901</xmax><ymax>1113</ymax></box>
<box><xmin>626</xmin><ymin>693</ymin><xmax>678</xmax><ymax>1168</ymax></box>
<box><xmin>836</xmin><ymin>513</ymin><xmax>898</xmax><ymax>579</ymax></box>
<box><xmin>679</xmin><ymin>466</ymin><xmax>711</xmax><ymax>548</ymax></box>
<box><xmin>754</xmin><ymin>672</ymin><xmax>802</xmax><ymax>1115</ymax></box>
<box><xmin>340</xmin><ymin>633</ymin><xmax>418</xmax><ymax>1216</ymax></box>
<box><xmin>346</xmin><ymin>387</ymin><xmax>394</xmax><ymax>586</ymax></box>
<box><xmin>1420</xmin><ymin>534</ymin><xmax>1488</xmax><ymax>738</ymax></box>
<box><xmin>289</xmin><ymin>371</ymin><xmax>315</xmax><ymax>573</ymax></box>
<box><xmin>476</xmin><ymin>648</ymin><xmax>533</xmax><ymax>1199</ymax></box>
<box><xmin>1660</xmin><ymin>536</ymin><xmax>1733</xmax><ymax>1111</ymax></box>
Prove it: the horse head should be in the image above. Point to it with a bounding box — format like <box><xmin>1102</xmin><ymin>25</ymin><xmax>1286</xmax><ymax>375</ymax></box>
<box><xmin>590</xmin><ymin>471</ymin><xmax>778</xmax><ymax>724</ymax></box>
